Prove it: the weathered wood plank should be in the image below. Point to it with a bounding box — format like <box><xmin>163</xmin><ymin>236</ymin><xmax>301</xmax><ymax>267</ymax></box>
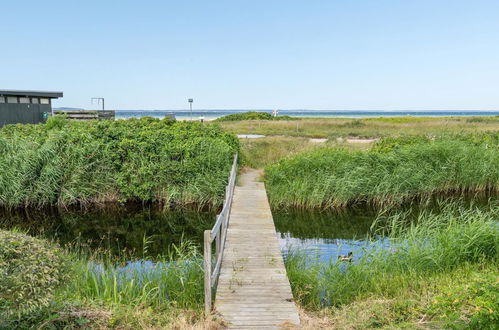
<box><xmin>214</xmin><ymin>170</ymin><xmax>300</xmax><ymax>328</ymax></box>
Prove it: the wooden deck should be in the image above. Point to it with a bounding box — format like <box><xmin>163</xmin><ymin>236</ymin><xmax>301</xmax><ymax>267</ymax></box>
<box><xmin>214</xmin><ymin>170</ymin><xmax>300</xmax><ymax>329</ymax></box>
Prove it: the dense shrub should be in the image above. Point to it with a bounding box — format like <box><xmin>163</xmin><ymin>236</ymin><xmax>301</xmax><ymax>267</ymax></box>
<box><xmin>265</xmin><ymin>137</ymin><xmax>499</xmax><ymax>208</ymax></box>
<box><xmin>0</xmin><ymin>230</ymin><xmax>69</xmax><ymax>316</ymax></box>
<box><xmin>0</xmin><ymin>117</ymin><xmax>239</xmax><ymax>208</ymax></box>
<box><xmin>215</xmin><ymin>111</ymin><xmax>297</xmax><ymax>121</ymax></box>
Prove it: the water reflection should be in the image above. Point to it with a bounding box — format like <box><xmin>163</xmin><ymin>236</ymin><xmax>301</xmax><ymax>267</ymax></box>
<box><xmin>1</xmin><ymin>194</ymin><xmax>494</xmax><ymax>264</ymax></box>
<box><xmin>0</xmin><ymin>205</ymin><xmax>215</xmax><ymax>258</ymax></box>
<box><xmin>273</xmin><ymin>208</ymin><xmax>378</xmax><ymax>263</ymax></box>
<box><xmin>272</xmin><ymin>194</ymin><xmax>495</xmax><ymax>263</ymax></box>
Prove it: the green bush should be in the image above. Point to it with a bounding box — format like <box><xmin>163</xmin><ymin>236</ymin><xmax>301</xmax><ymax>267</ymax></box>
<box><xmin>215</xmin><ymin>111</ymin><xmax>297</xmax><ymax>121</ymax></box>
<box><xmin>429</xmin><ymin>271</ymin><xmax>499</xmax><ymax>329</ymax></box>
<box><xmin>0</xmin><ymin>117</ymin><xmax>239</xmax><ymax>208</ymax></box>
<box><xmin>0</xmin><ymin>230</ymin><xmax>69</xmax><ymax>316</ymax></box>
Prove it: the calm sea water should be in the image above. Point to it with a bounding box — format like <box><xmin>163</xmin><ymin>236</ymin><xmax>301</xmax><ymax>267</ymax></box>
<box><xmin>116</xmin><ymin>109</ymin><xmax>499</xmax><ymax>120</ymax></box>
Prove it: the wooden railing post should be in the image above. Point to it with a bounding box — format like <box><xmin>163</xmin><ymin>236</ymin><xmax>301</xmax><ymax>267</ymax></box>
<box><xmin>215</xmin><ymin>227</ymin><xmax>222</xmax><ymax>260</ymax></box>
<box><xmin>204</xmin><ymin>230</ymin><xmax>212</xmax><ymax>315</ymax></box>
<box><xmin>203</xmin><ymin>153</ymin><xmax>238</xmax><ymax>314</ymax></box>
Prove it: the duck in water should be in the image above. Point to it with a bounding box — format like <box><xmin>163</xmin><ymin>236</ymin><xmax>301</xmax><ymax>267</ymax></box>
<box><xmin>338</xmin><ymin>251</ymin><xmax>353</xmax><ymax>262</ymax></box>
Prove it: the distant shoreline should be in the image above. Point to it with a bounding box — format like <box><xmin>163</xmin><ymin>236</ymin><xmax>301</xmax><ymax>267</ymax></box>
<box><xmin>114</xmin><ymin>110</ymin><xmax>499</xmax><ymax>121</ymax></box>
<box><xmin>52</xmin><ymin>108</ymin><xmax>499</xmax><ymax>120</ymax></box>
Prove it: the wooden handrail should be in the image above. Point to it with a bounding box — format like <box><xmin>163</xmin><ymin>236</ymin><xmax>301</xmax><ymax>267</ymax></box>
<box><xmin>204</xmin><ymin>153</ymin><xmax>238</xmax><ymax>314</ymax></box>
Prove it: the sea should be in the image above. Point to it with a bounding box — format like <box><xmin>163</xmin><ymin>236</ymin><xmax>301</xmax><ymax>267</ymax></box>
<box><xmin>115</xmin><ymin>110</ymin><xmax>499</xmax><ymax>121</ymax></box>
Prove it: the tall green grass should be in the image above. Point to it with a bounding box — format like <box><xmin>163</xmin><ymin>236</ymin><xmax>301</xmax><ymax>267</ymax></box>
<box><xmin>265</xmin><ymin>137</ymin><xmax>498</xmax><ymax>209</ymax></box>
<box><xmin>285</xmin><ymin>202</ymin><xmax>498</xmax><ymax>309</ymax></box>
<box><xmin>63</xmin><ymin>240</ymin><xmax>204</xmax><ymax>310</ymax></box>
<box><xmin>0</xmin><ymin>117</ymin><xmax>239</xmax><ymax>209</ymax></box>
<box><xmin>1</xmin><ymin>237</ymin><xmax>206</xmax><ymax>328</ymax></box>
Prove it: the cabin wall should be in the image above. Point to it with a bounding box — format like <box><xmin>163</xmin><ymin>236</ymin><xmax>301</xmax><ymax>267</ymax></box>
<box><xmin>0</xmin><ymin>96</ymin><xmax>51</xmax><ymax>127</ymax></box>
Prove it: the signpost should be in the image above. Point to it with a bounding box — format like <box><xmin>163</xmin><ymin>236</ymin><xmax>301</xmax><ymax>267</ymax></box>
<box><xmin>188</xmin><ymin>98</ymin><xmax>193</xmax><ymax>121</ymax></box>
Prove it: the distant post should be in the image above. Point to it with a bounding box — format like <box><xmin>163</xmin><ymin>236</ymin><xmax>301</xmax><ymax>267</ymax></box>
<box><xmin>188</xmin><ymin>98</ymin><xmax>193</xmax><ymax>121</ymax></box>
<box><xmin>91</xmin><ymin>97</ymin><xmax>105</xmax><ymax>111</ymax></box>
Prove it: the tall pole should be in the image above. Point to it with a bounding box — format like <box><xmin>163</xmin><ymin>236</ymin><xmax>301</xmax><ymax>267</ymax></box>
<box><xmin>188</xmin><ymin>98</ymin><xmax>193</xmax><ymax>121</ymax></box>
<box><xmin>91</xmin><ymin>97</ymin><xmax>105</xmax><ymax>111</ymax></box>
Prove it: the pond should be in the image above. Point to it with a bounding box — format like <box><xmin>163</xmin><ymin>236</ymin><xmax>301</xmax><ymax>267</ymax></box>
<box><xmin>0</xmin><ymin>204</ymin><xmax>383</xmax><ymax>263</ymax></box>
<box><xmin>0</xmin><ymin>204</ymin><xmax>384</xmax><ymax>265</ymax></box>
<box><xmin>273</xmin><ymin>194</ymin><xmax>497</xmax><ymax>263</ymax></box>
<box><xmin>0</xmin><ymin>205</ymin><xmax>215</xmax><ymax>259</ymax></box>
<box><xmin>1</xmin><ymin>194</ymin><xmax>494</xmax><ymax>264</ymax></box>
<box><xmin>273</xmin><ymin>207</ymin><xmax>382</xmax><ymax>263</ymax></box>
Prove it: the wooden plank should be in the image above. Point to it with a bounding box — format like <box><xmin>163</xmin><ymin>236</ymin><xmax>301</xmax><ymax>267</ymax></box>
<box><xmin>214</xmin><ymin>169</ymin><xmax>300</xmax><ymax>328</ymax></box>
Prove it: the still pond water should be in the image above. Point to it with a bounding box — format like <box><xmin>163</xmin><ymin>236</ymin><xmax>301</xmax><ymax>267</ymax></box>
<box><xmin>0</xmin><ymin>205</ymin><xmax>379</xmax><ymax>262</ymax></box>
<box><xmin>0</xmin><ymin>196</ymin><xmax>493</xmax><ymax>264</ymax></box>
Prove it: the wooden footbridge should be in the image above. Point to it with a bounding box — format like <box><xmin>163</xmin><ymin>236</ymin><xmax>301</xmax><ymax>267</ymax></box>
<box><xmin>204</xmin><ymin>154</ymin><xmax>300</xmax><ymax>329</ymax></box>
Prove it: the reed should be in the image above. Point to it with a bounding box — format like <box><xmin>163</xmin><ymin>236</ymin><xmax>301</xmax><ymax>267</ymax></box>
<box><xmin>2</xmin><ymin>238</ymin><xmax>208</xmax><ymax>328</ymax></box>
<box><xmin>0</xmin><ymin>117</ymin><xmax>239</xmax><ymax>209</ymax></box>
<box><xmin>285</xmin><ymin>202</ymin><xmax>498</xmax><ymax>309</ymax></box>
<box><xmin>265</xmin><ymin>137</ymin><xmax>499</xmax><ymax>209</ymax></box>
<box><xmin>63</xmin><ymin>240</ymin><xmax>204</xmax><ymax>310</ymax></box>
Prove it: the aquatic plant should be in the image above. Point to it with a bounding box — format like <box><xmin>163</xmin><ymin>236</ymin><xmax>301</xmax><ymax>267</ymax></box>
<box><xmin>285</xmin><ymin>203</ymin><xmax>498</xmax><ymax>311</ymax></box>
<box><xmin>265</xmin><ymin>137</ymin><xmax>499</xmax><ymax>209</ymax></box>
<box><xmin>0</xmin><ymin>117</ymin><xmax>239</xmax><ymax>209</ymax></box>
<box><xmin>1</xmin><ymin>236</ymin><xmax>208</xmax><ymax>329</ymax></box>
<box><xmin>65</xmin><ymin>240</ymin><xmax>204</xmax><ymax>309</ymax></box>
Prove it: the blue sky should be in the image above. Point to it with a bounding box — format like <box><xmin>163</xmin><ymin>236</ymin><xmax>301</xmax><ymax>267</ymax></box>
<box><xmin>1</xmin><ymin>0</ymin><xmax>498</xmax><ymax>110</ymax></box>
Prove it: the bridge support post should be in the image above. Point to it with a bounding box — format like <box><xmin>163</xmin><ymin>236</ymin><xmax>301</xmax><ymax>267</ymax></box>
<box><xmin>203</xmin><ymin>230</ymin><xmax>212</xmax><ymax>315</ymax></box>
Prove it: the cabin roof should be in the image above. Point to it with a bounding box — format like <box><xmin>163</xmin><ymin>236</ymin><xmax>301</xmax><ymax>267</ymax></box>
<box><xmin>0</xmin><ymin>90</ymin><xmax>63</xmax><ymax>98</ymax></box>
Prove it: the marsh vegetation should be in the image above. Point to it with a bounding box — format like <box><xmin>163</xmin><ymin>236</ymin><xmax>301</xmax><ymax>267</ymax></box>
<box><xmin>219</xmin><ymin>115</ymin><xmax>499</xmax><ymax>138</ymax></box>
<box><xmin>265</xmin><ymin>135</ymin><xmax>498</xmax><ymax>209</ymax></box>
<box><xmin>285</xmin><ymin>202</ymin><xmax>498</xmax><ymax>328</ymax></box>
<box><xmin>0</xmin><ymin>117</ymin><xmax>238</xmax><ymax>209</ymax></box>
<box><xmin>1</xmin><ymin>116</ymin><xmax>498</xmax><ymax>328</ymax></box>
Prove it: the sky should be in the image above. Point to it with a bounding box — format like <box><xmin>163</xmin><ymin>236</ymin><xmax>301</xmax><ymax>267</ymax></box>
<box><xmin>1</xmin><ymin>0</ymin><xmax>499</xmax><ymax>110</ymax></box>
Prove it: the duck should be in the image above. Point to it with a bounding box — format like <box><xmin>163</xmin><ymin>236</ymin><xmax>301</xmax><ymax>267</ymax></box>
<box><xmin>338</xmin><ymin>251</ymin><xmax>353</xmax><ymax>262</ymax></box>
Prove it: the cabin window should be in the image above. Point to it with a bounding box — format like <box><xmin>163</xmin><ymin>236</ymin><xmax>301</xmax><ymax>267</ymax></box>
<box><xmin>7</xmin><ymin>96</ymin><xmax>18</xmax><ymax>103</ymax></box>
<box><xmin>0</xmin><ymin>96</ymin><xmax>5</xmax><ymax>103</ymax></box>
<box><xmin>19</xmin><ymin>97</ymin><xmax>29</xmax><ymax>104</ymax></box>
<box><xmin>40</xmin><ymin>98</ymin><xmax>50</xmax><ymax>105</ymax></box>
<box><xmin>31</xmin><ymin>98</ymin><xmax>39</xmax><ymax>104</ymax></box>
